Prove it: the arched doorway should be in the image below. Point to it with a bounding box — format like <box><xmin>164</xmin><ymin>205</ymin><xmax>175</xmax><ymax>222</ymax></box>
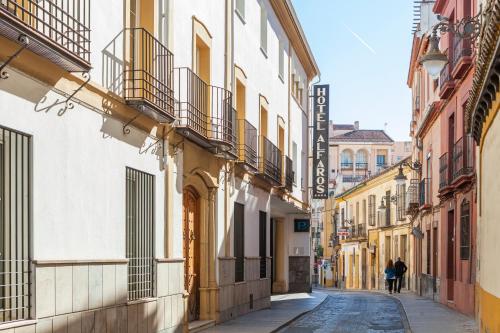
<box><xmin>183</xmin><ymin>187</ymin><xmax>200</xmax><ymax>321</ymax></box>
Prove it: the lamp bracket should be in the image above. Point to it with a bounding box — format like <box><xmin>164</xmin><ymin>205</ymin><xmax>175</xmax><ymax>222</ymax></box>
<box><xmin>58</xmin><ymin>72</ymin><xmax>91</xmax><ymax>116</ymax></box>
<box><xmin>434</xmin><ymin>11</ymin><xmax>482</xmax><ymax>40</ymax></box>
<box><xmin>0</xmin><ymin>35</ymin><xmax>29</xmax><ymax>80</ymax></box>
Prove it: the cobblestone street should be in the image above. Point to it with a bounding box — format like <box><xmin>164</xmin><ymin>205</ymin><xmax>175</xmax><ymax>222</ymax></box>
<box><xmin>278</xmin><ymin>291</ymin><xmax>409</xmax><ymax>333</ymax></box>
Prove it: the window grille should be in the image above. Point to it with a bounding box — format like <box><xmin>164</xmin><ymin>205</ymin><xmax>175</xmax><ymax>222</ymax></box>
<box><xmin>368</xmin><ymin>195</ymin><xmax>376</xmax><ymax>226</ymax></box>
<box><xmin>126</xmin><ymin>167</ymin><xmax>155</xmax><ymax>301</ymax></box>
<box><xmin>0</xmin><ymin>126</ymin><xmax>31</xmax><ymax>323</ymax></box>
<box><xmin>460</xmin><ymin>200</ymin><xmax>470</xmax><ymax>260</ymax></box>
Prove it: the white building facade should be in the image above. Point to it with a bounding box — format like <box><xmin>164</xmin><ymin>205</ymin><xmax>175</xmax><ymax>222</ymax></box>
<box><xmin>0</xmin><ymin>0</ymin><xmax>318</xmax><ymax>332</ymax></box>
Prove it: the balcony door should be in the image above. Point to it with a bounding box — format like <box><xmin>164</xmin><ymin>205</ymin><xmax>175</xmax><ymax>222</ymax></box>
<box><xmin>447</xmin><ymin>210</ymin><xmax>455</xmax><ymax>301</ymax></box>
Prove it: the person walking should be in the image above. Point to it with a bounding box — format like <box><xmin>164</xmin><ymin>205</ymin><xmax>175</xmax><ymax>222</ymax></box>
<box><xmin>384</xmin><ymin>259</ymin><xmax>396</xmax><ymax>294</ymax></box>
<box><xmin>394</xmin><ymin>257</ymin><xmax>408</xmax><ymax>293</ymax></box>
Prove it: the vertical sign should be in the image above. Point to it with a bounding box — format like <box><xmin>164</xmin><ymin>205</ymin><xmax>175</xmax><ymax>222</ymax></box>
<box><xmin>312</xmin><ymin>85</ymin><xmax>329</xmax><ymax>199</ymax></box>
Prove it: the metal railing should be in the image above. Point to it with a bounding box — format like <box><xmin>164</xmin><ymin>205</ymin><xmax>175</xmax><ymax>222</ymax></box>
<box><xmin>452</xmin><ymin>36</ymin><xmax>472</xmax><ymax>72</ymax></box>
<box><xmin>439</xmin><ymin>64</ymin><xmax>452</xmax><ymax>90</ymax></box>
<box><xmin>174</xmin><ymin>67</ymin><xmax>235</xmax><ymax>149</ymax></box>
<box><xmin>419</xmin><ymin>178</ymin><xmax>431</xmax><ymax>207</ymax></box>
<box><xmin>356</xmin><ymin>224</ymin><xmax>367</xmax><ymax>238</ymax></box>
<box><xmin>0</xmin><ymin>0</ymin><xmax>90</xmax><ymax>70</ymax></box>
<box><xmin>236</xmin><ymin>120</ymin><xmax>258</xmax><ymax>170</ymax></box>
<box><xmin>452</xmin><ymin>135</ymin><xmax>474</xmax><ymax>181</ymax></box>
<box><xmin>174</xmin><ymin>67</ymin><xmax>209</xmax><ymax>137</ymax></box>
<box><xmin>406</xmin><ymin>179</ymin><xmax>419</xmax><ymax>213</ymax></box>
<box><xmin>355</xmin><ymin>162</ymin><xmax>368</xmax><ymax>170</ymax></box>
<box><xmin>123</xmin><ymin>28</ymin><xmax>174</xmax><ymax>120</ymax></box>
<box><xmin>342</xmin><ymin>175</ymin><xmax>366</xmax><ymax>183</ymax></box>
<box><xmin>126</xmin><ymin>167</ymin><xmax>155</xmax><ymax>301</ymax></box>
<box><xmin>258</xmin><ymin>136</ymin><xmax>282</xmax><ymax>185</ymax></box>
<box><xmin>340</xmin><ymin>162</ymin><xmax>353</xmax><ymax>170</ymax></box>
<box><xmin>0</xmin><ymin>126</ymin><xmax>32</xmax><ymax>323</ymax></box>
<box><xmin>284</xmin><ymin>156</ymin><xmax>293</xmax><ymax>191</ymax></box>
<box><xmin>439</xmin><ymin>152</ymin><xmax>450</xmax><ymax>189</ymax></box>
<box><xmin>207</xmin><ymin>87</ymin><xmax>235</xmax><ymax>150</ymax></box>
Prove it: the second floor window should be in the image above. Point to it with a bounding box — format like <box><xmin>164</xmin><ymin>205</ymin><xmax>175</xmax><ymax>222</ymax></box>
<box><xmin>260</xmin><ymin>2</ymin><xmax>267</xmax><ymax>55</ymax></box>
<box><xmin>126</xmin><ymin>167</ymin><xmax>155</xmax><ymax>301</ymax></box>
<box><xmin>376</xmin><ymin>155</ymin><xmax>386</xmax><ymax>166</ymax></box>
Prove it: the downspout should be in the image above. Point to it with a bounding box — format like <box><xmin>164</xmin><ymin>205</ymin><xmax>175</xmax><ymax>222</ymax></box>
<box><xmin>223</xmin><ymin>0</ymin><xmax>234</xmax><ymax>257</ymax></box>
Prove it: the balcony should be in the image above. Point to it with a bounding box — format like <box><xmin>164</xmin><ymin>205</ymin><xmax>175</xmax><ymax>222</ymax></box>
<box><xmin>405</xmin><ymin>179</ymin><xmax>419</xmax><ymax>214</ymax></box>
<box><xmin>439</xmin><ymin>152</ymin><xmax>451</xmax><ymax>190</ymax></box>
<box><xmin>0</xmin><ymin>0</ymin><xmax>90</xmax><ymax>71</ymax></box>
<box><xmin>439</xmin><ymin>64</ymin><xmax>456</xmax><ymax>100</ymax></box>
<box><xmin>452</xmin><ymin>135</ymin><xmax>474</xmax><ymax>184</ymax></box>
<box><xmin>284</xmin><ymin>156</ymin><xmax>293</xmax><ymax>191</ymax></box>
<box><xmin>451</xmin><ymin>37</ymin><xmax>472</xmax><ymax>79</ymax></box>
<box><xmin>419</xmin><ymin>178</ymin><xmax>432</xmax><ymax>209</ymax></box>
<box><xmin>414</xmin><ymin>95</ymin><xmax>420</xmax><ymax>112</ymax></box>
<box><xmin>342</xmin><ymin>175</ymin><xmax>366</xmax><ymax>183</ymax></box>
<box><xmin>174</xmin><ymin>67</ymin><xmax>237</xmax><ymax>158</ymax></box>
<box><xmin>257</xmin><ymin>136</ymin><xmax>282</xmax><ymax>186</ymax></box>
<box><xmin>355</xmin><ymin>162</ymin><xmax>368</xmax><ymax>170</ymax></box>
<box><xmin>341</xmin><ymin>162</ymin><xmax>353</xmax><ymax>170</ymax></box>
<box><xmin>236</xmin><ymin>119</ymin><xmax>258</xmax><ymax>171</ymax></box>
<box><xmin>356</xmin><ymin>224</ymin><xmax>367</xmax><ymax>239</ymax></box>
<box><xmin>123</xmin><ymin>28</ymin><xmax>174</xmax><ymax>123</ymax></box>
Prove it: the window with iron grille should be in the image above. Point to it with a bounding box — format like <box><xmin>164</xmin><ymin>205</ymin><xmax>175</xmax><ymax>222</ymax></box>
<box><xmin>0</xmin><ymin>126</ymin><xmax>31</xmax><ymax>323</ymax></box>
<box><xmin>460</xmin><ymin>200</ymin><xmax>470</xmax><ymax>260</ymax></box>
<box><xmin>126</xmin><ymin>167</ymin><xmax>155</xmax><ymax>301</ymax></box>
<box><xmin>368</xmin><ymin>195</ymin><xmax>376</xmax><ymax>226</ymax></box>
<box><xmin>234</xmin><ymin>203</ymin><xmax>245</xmax><ymax>282</ymax></box>
<box><xmin>385</xmin><ymin>191</ymin><xmax>391</xmax><ymax>226</ymax></box>
<box><xmin>396</xmin><ymin>184</ymin><xmax>406</xmax><ymax>221</ymax></box>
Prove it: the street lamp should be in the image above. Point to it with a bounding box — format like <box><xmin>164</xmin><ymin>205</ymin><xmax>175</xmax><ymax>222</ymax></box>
<box><xmin>392</xmin><ymin>160</ymin><xmax>422</xmax><ymax>185</ymax></box>
<box><xmin>419</xmin><ymin>13</ymin><xmax>482</xmax><ymax>79</ymax></box>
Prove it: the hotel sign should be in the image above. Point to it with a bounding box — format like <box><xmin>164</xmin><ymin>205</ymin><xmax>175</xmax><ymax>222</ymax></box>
<box><xmin>312</xmin><ymin>84</ymin><xmax>329</xmax><ymax>199</ymax></box>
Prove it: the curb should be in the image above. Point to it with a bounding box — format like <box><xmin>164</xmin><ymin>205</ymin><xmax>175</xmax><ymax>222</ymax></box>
<box><xmin>270</xmin><ymin>293</ymin><xmax>329</xmax><ymax>333</ymax></box>
<box><xmin>371</xmin><ymin>291</ymin><xmax>413</xmax><ymax>333</ymax></box>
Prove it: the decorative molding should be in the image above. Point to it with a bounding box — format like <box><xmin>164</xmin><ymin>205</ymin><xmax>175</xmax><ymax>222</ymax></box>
<box><xmin>33</xmin><ymin>259</ymin><xmax>129</xmax><ymax>265</ymax></box>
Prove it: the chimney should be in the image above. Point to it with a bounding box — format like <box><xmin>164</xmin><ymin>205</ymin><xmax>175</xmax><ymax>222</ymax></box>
<box><xmin>354</xmin><ymin>121</ymin><xmax>359</xmax><ymax>130</ymax></box>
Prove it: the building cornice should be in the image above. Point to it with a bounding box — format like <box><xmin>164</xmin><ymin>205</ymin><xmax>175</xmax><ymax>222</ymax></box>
<box><xmin>269</xmin><ymin>0</ymin><xmax>320</xmax><ymax>80</ymax></box>
<box><xmin>465</xmin><ymin>0</ymin><xmax>500</xmax><ymax>142</ymax></box>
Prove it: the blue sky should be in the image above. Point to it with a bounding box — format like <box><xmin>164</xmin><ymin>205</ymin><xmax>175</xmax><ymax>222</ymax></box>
<box><xmin>292</xmin><ymin>0</ymin><xmax>414</xmax><ymax>141</ymax></box>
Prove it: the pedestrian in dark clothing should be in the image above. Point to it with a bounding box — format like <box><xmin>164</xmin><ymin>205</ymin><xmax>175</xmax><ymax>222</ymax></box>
<box><xmin>394</xmin><ymin>257</ymin><xmax>408</xmax><ymax>293</ymax></box>
<box><xmin>384</xmin><ymin>259</ymin><xmax>396</xmax><ymax>294</ymax></box>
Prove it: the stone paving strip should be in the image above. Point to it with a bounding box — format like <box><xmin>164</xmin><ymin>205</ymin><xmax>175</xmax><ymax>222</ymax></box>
<box><xmin>201</xmin><ymin>291</ymin><xmax>328</xmax><ymax>333</ymax></box>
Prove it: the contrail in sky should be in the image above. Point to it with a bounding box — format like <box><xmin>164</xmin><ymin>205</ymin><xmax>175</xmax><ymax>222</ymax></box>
<box><xmin>342</xmin><ymin>23</ymin><xmax>377</xmax><ymax>55</ymax></box>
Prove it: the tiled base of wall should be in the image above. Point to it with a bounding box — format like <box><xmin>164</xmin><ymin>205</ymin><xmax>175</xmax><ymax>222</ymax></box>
<box><xmin>0</xmin><ymin>260</ymin><xmax>186</xmax><ymax>333</ymax></box>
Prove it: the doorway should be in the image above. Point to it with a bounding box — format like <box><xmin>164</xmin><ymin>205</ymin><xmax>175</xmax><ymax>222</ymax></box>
<box><xmin>361</xmin><ymin>248</ymin><xmax>367</xmax><ymax>289</ymax></box>
<box><xmin>183</xmin><ymin>187</ymin><xmax>200</xmax><ymax>321</ymax></box>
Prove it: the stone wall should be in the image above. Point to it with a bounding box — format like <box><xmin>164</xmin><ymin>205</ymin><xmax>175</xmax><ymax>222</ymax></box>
<box><xmin>288</xmin><ymin>256</ymin><xmax>311</xmax><ymax>293</ymax></box>
<box><xmin>218</xmin><ymin>257</ymin><xmax>271</xmax><ymax>323</ymax></box>
<box><xmin>0</xmin><ymin>260</ymin><xmax>185</xmax><ymax>333</ymax></box>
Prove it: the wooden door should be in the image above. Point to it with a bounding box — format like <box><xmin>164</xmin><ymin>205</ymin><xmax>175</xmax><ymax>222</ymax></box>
<box><xmin>183</xmin><ymin>188</ymin><xmax>200</xmax><ymax>321</ymax></box>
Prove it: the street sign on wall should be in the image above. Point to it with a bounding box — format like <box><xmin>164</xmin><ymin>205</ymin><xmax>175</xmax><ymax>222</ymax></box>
<box><xmin>312</xmin><ymin>84</ymin><xmax>330</xmax><ymax>199</ymax></box>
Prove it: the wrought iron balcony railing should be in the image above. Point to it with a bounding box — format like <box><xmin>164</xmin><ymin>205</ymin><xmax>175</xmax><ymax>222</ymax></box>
<box><xmin>257</xmin><ymin>136</ymin><xmax>282</xmax><ymax>185</ymax></box>
<box><xmin>355</xmin><ymin>162</ymin><xmax>368</xmax><ymax>170</ymax></box>
<box><xmin>452</xmin><ymin>135</ymin><xmax>474</xmax><ymax>182</ymax></box>
<box><xmin>342</xmin><ymin>175</ymin><xmax>366</xmax><ymax>183</ymax></box>
<box><xmin>405</xmin><ymin>179</ymin><xmax>419</xmax><ymax>214</ymax></box>
<box><xmin>451</xmin><ymin>36</ymin><xmax>472</xmax><ymax>79</ymax></box>
<box><xmin>236</xmin><ymin>119</ymin><xmax>258</xmax><ymax>170</ymax></box>
<box><xmin>0</xmin><ymin>0</ymin><xmax>91</xmax><ymax>71</ymax></box>
<box><xmin>284</xmin><ymin>156</ymin><xmax>293</xmax><ymax>191</ymax></box>
<box><xmin>174</xmin><ymin>67</ymin><xmax>236</xmax><ymax>155</ymax></box>
<box><xmin>419</xmin><ymin>178</ymin><xmax>431</xmax><ymax>208</ymax></box>
<box><xmin>340</xmin><ymin>162</ymin><xmax>353</xmax><ymax>170</ymax></box>
<box><xmin>439</xmin><ymin>64</ymin><xmax>456</xmax><ymax>99</ymax></box>
<box><xmin>123</xmin><ymin>28</ymin><xmax>174</xmax><ymax>122</ymax></box>
<box><xmin>439</xmin><ymin>152</ymin><xmax>450</xmax><ymax>189</ymax></box>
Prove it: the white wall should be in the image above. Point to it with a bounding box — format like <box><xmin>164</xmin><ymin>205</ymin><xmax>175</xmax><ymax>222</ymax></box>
<box><xmin>0</xmin><ymin>78</ymin><xmax>165</xmax><ymax>260</ymax></box>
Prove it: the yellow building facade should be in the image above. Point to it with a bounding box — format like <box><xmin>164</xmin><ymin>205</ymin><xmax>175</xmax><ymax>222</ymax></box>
<box><xmin>333</xmin><ymin>159</ymin><xmax>414</xmax><ymax>291</ymax></box>
<box><xmin>466</xmin><ymin>1</ymin><xmax>500</xmax><ymax>331</ymax></box>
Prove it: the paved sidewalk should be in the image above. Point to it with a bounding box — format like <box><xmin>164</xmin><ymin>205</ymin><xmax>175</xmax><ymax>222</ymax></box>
<box><xmin>201</xmin><ymin>291</ymin><xmax>328</xmax><ymax>333</ymax></box>
<box><xmin>389</xmin><ymin>291</ymin><xmax>478</xmax><ymax>333</ymax></box>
